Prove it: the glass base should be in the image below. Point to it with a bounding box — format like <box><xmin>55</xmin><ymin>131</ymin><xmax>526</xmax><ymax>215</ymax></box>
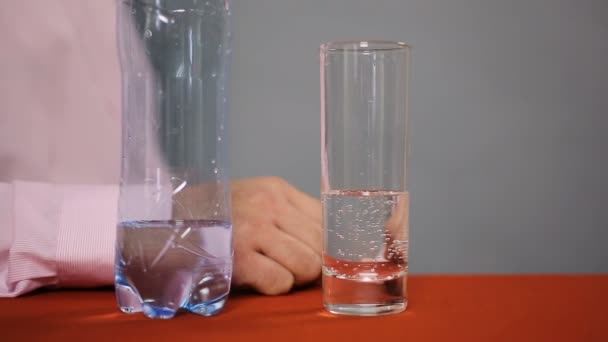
<box><xmin>324</xmin><ymin>302</ymin><xmax>407</xmax><ymax>316</ymax></box>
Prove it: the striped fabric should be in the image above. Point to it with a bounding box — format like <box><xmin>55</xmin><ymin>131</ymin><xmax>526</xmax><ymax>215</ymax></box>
<box><xmin>0</xmin><ymin>182</ymin><xmax>117</xmax><ymax>297</ymax></box>
<box><xmin>0</xmin><ymin>1</ymin><xmax>121</xmax><ymax>297</ymax></box>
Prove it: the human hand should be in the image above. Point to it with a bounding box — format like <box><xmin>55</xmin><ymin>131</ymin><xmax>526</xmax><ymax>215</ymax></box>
<box><xmin>231</xmin><ymin>177</ymin><xmax>322</xmax><ymax>295</ymax></box>
<box><xmin>384</xmin><ymin>192</ymin><xmax>409</xmax><ymax>265</ymax></box>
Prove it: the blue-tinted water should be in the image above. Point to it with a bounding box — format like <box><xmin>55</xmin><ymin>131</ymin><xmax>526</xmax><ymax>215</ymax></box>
<box><xmin>115</xmin><ymin>220</ymin><xmax>233</xmax><ymax>318</ymax></box>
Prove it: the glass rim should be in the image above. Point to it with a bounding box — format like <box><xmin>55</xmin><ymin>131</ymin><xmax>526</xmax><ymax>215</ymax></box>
<box><xmin>320</xmin><ymin>40</ymin><xmax>410</xmax><ymax>52</ymax></box>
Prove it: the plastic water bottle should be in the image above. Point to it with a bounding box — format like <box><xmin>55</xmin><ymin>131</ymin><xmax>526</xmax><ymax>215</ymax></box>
<box><xmin>115</xmin><ymin>0</ymin><xmax>233</xmax><ymax>319</ymax></box>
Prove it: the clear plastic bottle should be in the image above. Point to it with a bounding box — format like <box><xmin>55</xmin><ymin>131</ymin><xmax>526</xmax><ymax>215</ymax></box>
<box><xmin>115</xmin><ymin>0</ymin><xmax>233</xmax><ymax>319</ymax></box>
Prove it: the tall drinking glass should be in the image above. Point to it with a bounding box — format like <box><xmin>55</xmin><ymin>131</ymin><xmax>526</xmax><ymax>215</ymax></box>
<box><xmin>115</xmin><ymin>0</ymin><xmax>233</xmax><ymax>319</ymax></box>
<box><xmin>321</xmin><ymin>41</ymin><xmax>410</xmax><ymax>316</ymax></box>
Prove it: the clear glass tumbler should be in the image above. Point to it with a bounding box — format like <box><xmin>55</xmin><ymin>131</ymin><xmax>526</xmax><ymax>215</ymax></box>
<box><xmin>115</xmin><ymin>0</ymin><xmax>233</xmax><ymax>319</ymax></box>
<box><xmin>321</xmin><ymin>40</ymin><xmax>411</xmax><ymax>316</ymax></box>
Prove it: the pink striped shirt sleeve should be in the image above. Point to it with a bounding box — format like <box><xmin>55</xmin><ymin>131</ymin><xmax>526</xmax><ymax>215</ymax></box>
<box><xmin>0</xmin><ymin>182</ymin><xmax>117</xmax><ymax>297</ymax></box>
<box><xmin>0</xmin><ymin>1</ymin><xmax>122</xmax><ymax>297</ymax></box>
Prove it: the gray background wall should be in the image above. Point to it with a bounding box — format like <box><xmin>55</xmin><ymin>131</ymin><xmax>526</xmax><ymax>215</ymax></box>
<box><xmin>228</xmin><ymin>0</ymin><xmax>608</xmax><ymax>274</ymax></box>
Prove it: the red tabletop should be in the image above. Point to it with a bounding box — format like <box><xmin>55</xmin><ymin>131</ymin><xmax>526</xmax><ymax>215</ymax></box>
<box><xmin>2</xmin><ymin>275</ymin><xmax>607</xmax><ymax>341</ymax></box>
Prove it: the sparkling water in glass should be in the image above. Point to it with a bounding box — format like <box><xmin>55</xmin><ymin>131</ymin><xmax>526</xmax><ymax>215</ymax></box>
<box><xmin>321</xmin><ymin>41</ymin><xmax>411</xmax><ymax>316</ymax></box>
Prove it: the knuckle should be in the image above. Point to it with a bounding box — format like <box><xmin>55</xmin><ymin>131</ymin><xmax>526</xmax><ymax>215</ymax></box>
<box><xmin>262</xmin><ymin>271</ymin><xmax>294</xmax><ymax>295</ymax></box>
<box><xmin>290</xmin><ymin>251</ymin><xmax>321</xmax><ymax>285</ymax></box>
<box><xmin>265</xmin><ymin>176</ymin><xmax>288</xmax><ymax>191</ymax></box>
<box><xmin>251</xmin><ymin>189</ymin><xmax>286</xmax><ymax>215</ymax></box>
<box><xmin>301</xmin><ymin>256</ymin><xmax>322</xmax><ymax>282</ymax></box>
<box><xmin>249</xmin><ymin>190</ymin><xmax>274</xmax><ymax>208</ymax></box>
<box><xmin>254</xmin><ymin>268</ymin><xmax>295</xmax><ymax>295</ymax></box>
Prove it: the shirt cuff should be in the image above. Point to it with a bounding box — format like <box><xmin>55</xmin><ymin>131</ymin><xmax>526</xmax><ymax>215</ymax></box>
<box><xmin>2</xmin><ymin>182</ymin><xmax>59</xmax><ymax>297</ymax></box>
<box><xmin>56</xmin><ymin>184</ymin><xmax>118</xmax><ymax>286</ymax></box>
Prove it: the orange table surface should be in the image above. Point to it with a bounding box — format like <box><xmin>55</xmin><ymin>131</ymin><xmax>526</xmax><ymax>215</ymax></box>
<box><xmin>2</xmin><ymin>275</ymin><xmax>607</xmax><ymax>341</ymax></box>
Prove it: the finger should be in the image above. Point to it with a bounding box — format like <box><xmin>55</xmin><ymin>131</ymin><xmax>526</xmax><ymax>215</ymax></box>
<box><xmin>284</xmin><ymin>184</ymin><xmax>322</xmax><ymax>223</ymax></box>
<box><xmin>384</xmin><ymin>193</ymin><xmax>409</xmax><ymax>262</ymax></box>
<box><xmin>232</xmin><ymin>252</ymin><xmax>294</xmax><ymax>295</ymax></box>
<box><xmin>255</xmin><ymin>227</ymin><xmax>321</xmax><ymax>286</ymax></box>
<box><xmin>386</xmin><ymin>193</ymin><xmax>408</xmax><ymax>240</ymax></box>
<box><xmin>275</xmin><ymin>204</ymin><xmax>323</xmax><ymax>255</ymax></box>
